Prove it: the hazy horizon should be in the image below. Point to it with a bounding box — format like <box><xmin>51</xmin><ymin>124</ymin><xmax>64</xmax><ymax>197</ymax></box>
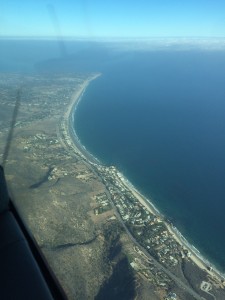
<box><xmin>2</xmin><ymin>1</ymin><xmax>225</xmax><ymax>38</ymax></box>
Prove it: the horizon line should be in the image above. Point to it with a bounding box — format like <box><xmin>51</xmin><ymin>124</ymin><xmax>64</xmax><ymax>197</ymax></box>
<box><xmin>1</xmin><ymin>35</ymin><xmax>225</xmax><ymax>41</ymax></box>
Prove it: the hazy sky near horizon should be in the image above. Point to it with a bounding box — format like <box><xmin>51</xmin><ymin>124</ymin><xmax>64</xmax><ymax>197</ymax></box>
<box><xmin>1</xmin><ymin>0</ymin><xmax>225</xmax><ymax>38</ymax></box>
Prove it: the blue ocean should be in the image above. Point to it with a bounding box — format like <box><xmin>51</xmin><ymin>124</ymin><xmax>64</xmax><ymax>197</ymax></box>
<box><xmin>75</xmin><ymin>51</ymin><xmax>225</xmax><ymax>271</ymax></box>
<box><xmin>1</xmin><ymin>39</ymin><xmax>225</xmax><ymax>271</ymax></box>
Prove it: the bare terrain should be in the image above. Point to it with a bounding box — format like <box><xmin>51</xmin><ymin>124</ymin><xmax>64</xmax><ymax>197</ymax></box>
<box><xmin>0</xmin><ymin>73</ymin><xmax>225</xmax><ymax>300</ymax></box>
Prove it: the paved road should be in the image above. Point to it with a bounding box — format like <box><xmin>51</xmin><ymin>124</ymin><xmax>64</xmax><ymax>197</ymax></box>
<box><xmin>57</xmin><ymin>111</ymin><xmax>206</xmax><ymax>300</ymax></box>
<box><xmin>105</xmin><ymin>188</ymin><xmax>206</xmax><ymax>300</ymax></box>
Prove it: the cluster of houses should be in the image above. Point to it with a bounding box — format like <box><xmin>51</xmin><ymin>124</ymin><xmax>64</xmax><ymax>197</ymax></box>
<box><xmin>94</xmin><ymin>193</ymin><xmax>111</xmax><ymax>215</ymax></box>
<box><xmin>96</xmin><ymin>165</ymin><xmax>187</xmax><ymax>269</ymax></box>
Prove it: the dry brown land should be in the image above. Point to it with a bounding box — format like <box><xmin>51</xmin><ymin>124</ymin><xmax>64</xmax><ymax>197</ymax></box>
<box><xmin>0</xmin><ymin>73</ymin><xmax>225</xmax><ymax>300</ymax></box>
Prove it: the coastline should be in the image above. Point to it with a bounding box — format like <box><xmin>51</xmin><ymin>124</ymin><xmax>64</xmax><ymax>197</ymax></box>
<box><xmin>60</xmin><ymin>73</ymin><xmax>102</xmax><ymax>164</ymax></box>
<box><xmin>119</xmin><ymin>170</ymin><xmax>225</xmax><ymax>281</ymax></box>
<box><xmin>65</xmin><ymin>74</ymin><xmax>225</xmax><ymax>285</ymax></box>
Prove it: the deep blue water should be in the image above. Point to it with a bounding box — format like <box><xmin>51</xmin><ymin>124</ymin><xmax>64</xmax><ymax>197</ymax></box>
<box><xmin>75</xmin><ymin>51</ymin><xmax>225</xmax><ymax>271</ymax></box>
<box><xmin>1</xmin><ymin>39</ymin><xmax>225</xmax><ymax>271</ymax></box>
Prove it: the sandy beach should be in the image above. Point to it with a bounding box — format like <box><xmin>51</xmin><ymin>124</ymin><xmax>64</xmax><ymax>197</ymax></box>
<box><xmin>119</xmin><ymin>173</ymin><xmax>218</xmax><ymax>276</ymax></box>
<box><xmin>60</xmin><ymin>73</ymin><xmax>101</xmax><ymax>162</ymax></box>
<box><xmin>121</xmin><ymin>173</ymin><xmax>225</xmax><ymax>282</ymax></box>
<box><xmin>65</xmin><ymin>73</ymin><xmax>225</xmax><ymax>286</ymax></box>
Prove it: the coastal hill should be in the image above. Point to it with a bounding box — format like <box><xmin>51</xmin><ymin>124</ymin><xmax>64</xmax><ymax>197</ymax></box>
<box><xmin>0</xmin><ymin>73</ymin><xmax>224</xmax><ymax>300</ymax></box>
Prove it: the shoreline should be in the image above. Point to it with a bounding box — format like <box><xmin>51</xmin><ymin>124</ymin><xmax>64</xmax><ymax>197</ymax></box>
<box><xmin>118</xmin><ymin>170</ymin><xmax>225</xmax><ymax>280</ymax></box>
<box><xmin>65</xmin><ymin>73</ymin><xmax>225</xmax><ymax>284</ymax></box>
<box><xmin>61</xmin><ymin>73</ymin><xmax>102</xmax><ymax>164</ymax></box>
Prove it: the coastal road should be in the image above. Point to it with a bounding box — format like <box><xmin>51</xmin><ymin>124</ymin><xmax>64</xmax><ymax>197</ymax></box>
<box><xmin>58</xmin><ymin>121</ymin><xmax>206</xmax><ymax>299</ymax></box>
<box><xmin>57</xmin><ymin>122</ymin><xmax>206</xmax><ymax>300</ymax></box>
<box><xmin>57</xmin><ymin>83</ymin><xmax>206</xmax><ymax>300</ymax></box>
<box><xmin>105</xmin><ymin>188</ymin><xmax>206</xmax><ymax>300</ymax></box>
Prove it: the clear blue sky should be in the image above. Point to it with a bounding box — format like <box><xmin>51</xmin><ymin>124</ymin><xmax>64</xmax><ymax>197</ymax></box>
<box><xmin>1</xmin><ymin>0</ymin><xmax>225</xmax><ymax>38</ymax></box>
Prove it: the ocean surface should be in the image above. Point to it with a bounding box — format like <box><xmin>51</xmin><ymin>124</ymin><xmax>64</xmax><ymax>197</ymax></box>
<box><xmin>75</xmin><ymin>51</ymin><xmax>225</xmax><ymax>271</ymax></box>
<box><xmin>1</xmin><ymin>39</ymin><xmax>225</xmax><ymax>271</ymax></box>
